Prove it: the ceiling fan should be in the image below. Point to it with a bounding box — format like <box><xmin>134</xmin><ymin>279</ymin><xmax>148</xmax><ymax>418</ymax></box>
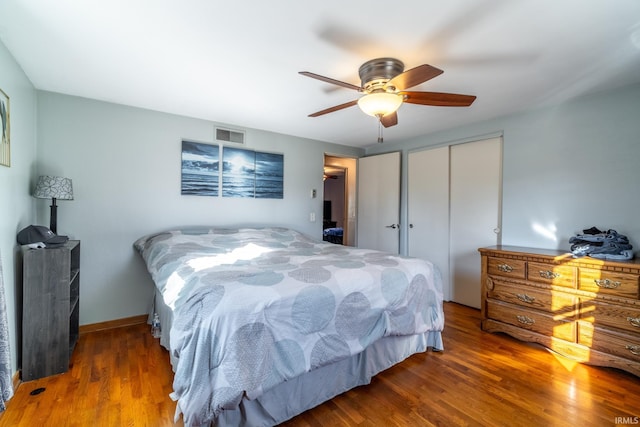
<box><xmin>300</xmin><ymin>58</ymin><xmax>476</xmax><ymax>141</ymax></box>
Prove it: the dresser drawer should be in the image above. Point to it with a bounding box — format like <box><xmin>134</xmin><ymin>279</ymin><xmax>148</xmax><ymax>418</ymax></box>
<box><xmin>578</xmin><ymin>268</ymin><xmax>639</xmax><ymax>299</ymax></box>
<box><xmin>580</xmin><ymin>300</ymin><xmax>640</xmax><ymax>334</ymax></box>
<box><xmin>486</xmin><ymin>300</ymin><xmax>575</xmax><ymax>342</ymax></box>
<box><xmin>489</xmin><ymin>282</ymin><xmax>576</xmax><ymax>315</ymax></box>
<box><xmin>578</xmin><ymin>322</ymin><xmax>640</xmax><ymax>363</ymax></box>
<box><xmin>488</xmin><ymin>257</ymin><xmax>526</xmax><ymax>279</ymax></box>
<box><xmin>527</xmin><ymin>262</ymin><xmax>576</xmax><ymax>288</ymax></box>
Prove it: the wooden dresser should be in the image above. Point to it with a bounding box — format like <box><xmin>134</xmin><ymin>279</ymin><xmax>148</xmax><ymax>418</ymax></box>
<box><xmin>479</xmin><ymin>245</ymin><xmax>640</xmax><ymax>377</ymax></box>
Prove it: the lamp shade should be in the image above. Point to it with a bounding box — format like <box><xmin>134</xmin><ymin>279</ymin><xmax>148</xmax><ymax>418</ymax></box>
<box><xmin>33</xmin><ymin>175</ymin><xmax>74</xmax><ymax>200</ymax></box>
<box><xmin>357</xmin><ymin>92</ymin><xmax>403</xmax><ymax>117</ymax></box>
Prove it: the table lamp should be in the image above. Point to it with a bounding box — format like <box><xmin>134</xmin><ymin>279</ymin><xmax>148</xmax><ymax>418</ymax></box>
<box><xmin>33</xmin><ymin>175</ymin><xmax>74</xmax><ymax>234</ymax></box>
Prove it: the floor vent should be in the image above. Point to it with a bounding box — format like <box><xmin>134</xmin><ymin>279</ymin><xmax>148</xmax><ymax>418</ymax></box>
<box><xmin>215</xmin><ymin>127</ymin><xmax>245</xmax><ymax>144</ymax></box>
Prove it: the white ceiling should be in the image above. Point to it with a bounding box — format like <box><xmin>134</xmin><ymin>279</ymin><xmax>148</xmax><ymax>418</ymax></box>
<box><xmin>1</xmin><ymin>1</ymin><xmax>639</xmax><ymax>149</ymax></box>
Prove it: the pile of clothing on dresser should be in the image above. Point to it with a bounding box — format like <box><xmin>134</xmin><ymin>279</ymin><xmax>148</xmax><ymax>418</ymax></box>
<box><xmin>569</xmin><ymin>227</ymin><xmax>634</xmax><ymax>260</ymax></box>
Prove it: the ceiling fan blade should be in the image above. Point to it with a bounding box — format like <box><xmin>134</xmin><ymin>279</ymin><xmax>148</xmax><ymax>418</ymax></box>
<box><xmin>386</xmin><ymin>64</ymin><xmax>443</xmax><ymax>91</ymax></box>
<box><xmin>380</xmin><ymin>112</ymin><xmax>398</xmax><ymax>128</ymax></box>
<box><xmin>308</xmin><ymin>99</ymin><xmax>359</xmax><ymax>117</ymax></box>
<box><xmin>299</xmin><ymin>71</ymin><xmax>362</xmax><ymax>92</ymax></box>
<box><xmin>401</xmin><ymin>91</ymin><xmax>476</xmax><ymax>107</ymax></box>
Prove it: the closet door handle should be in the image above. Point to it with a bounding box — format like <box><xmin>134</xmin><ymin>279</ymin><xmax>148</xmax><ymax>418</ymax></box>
<box><xmin>385</xmin><ymin>224</ymin><xmax>399</xmax><ymax>229</ymax></box>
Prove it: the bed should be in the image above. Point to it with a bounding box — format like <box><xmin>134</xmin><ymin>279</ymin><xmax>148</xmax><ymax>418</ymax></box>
<box><xmin>134</xmin><ymin>226</ymin><xmax>444</xmax><ymax>426</ymax></box>
<box><xmin>322</xmin><ymin>226</ymin><xmax>343</xmax><ymax>244</ymax></box>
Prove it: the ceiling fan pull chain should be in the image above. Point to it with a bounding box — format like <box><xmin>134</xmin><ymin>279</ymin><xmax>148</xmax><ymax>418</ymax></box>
<box><xmin>377</xmin><ymin>117</ymin><xmax>384</xmax><ymax>143</ymax></box>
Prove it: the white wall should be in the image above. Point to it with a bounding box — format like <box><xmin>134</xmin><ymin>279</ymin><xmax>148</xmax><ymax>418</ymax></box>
<box><xmin>367</xmin><ymin>83</ymin><xmax>640</xmax><ymax>255</ymax></box>
<box><xmin>36</xmin><ymin>91</ymin><xmax>363</xmax><ymax>325</ymax></box>
<box><xmin>0</xmin><ymin>42</ymin><xmax>38</xmax><ymax>376</ymax></box>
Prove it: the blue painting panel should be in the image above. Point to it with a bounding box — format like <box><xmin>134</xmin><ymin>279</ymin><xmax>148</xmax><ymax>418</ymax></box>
<box><xmin>222</xmin><ymin>146</ymin><xmax>256</xmax><ymax>198</ymax></box>
<box><xmin>181</xmin><ymin>141</ymin><xmax>219</xmax><ymax>196</ymax></box>
<box><xmin>255</xmin><ymin>152</ymin><xmax>284</xmax><ymax>199</ymax></box>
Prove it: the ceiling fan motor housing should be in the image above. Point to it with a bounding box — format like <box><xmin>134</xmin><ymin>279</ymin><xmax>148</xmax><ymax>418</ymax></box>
<box><xmin>359</xmin><ymin>58</ymin><xmax>404</xmax><ymax>92</ymax></box>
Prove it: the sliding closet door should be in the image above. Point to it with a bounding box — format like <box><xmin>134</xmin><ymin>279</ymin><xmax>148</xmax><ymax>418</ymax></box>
<box><xmin>408</xmin><ymin>146</ymin><xmax>451</xmax><ymax>300</ymax></box>
<box><xmin>357</xmin><ymin>152</ymin><xmax>401</xmax><ymax>253</ymax></box>
<box><xmin>408</xmin><ymin>138</ymin><xmax>502</xmax><ymax>307</ymax></box>
<box><xmin>450</xmin><ymin>137</ymin><xmax>502</xmax><ymax>308</ymax></box>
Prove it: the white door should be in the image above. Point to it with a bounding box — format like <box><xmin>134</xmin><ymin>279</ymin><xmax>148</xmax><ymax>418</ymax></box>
<box><xmin>408</xmin><ymin>146</ymin><xmax>451</xmax><ymax>300</ymax></box>
<box><xmin>450</xmin><ymin>137</ymin><xmax>502</xmax><ymax>308</ymax></box>
<box><xmin>357</xmin><ymin>152</ymin><xmax>401</xmax><ymax>253</ymax></box>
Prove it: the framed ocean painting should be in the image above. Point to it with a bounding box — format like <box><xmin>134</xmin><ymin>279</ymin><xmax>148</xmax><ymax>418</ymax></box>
<box><xmin>181</xmin><ymin>140</ymin><xmax>283</xmax><ymax>199</ymax></box>
<box><xmin>181</xmin><ymin>140</ymin><xmax>219</xmax><ymax>196</ymax></box>
<box><xmin>255</xmin><ymin>152</ymin><xmax>283</xmax><ymax>199</ymax></box>
<box><xmin>0</xmin><ymin>88</ymin><xmax>9</xmax><ymax>167</ymax></box>
<box><xmin>222</xmin><ymin>146</ymin><xmax>256</xmax><ymax>198</ymax></box>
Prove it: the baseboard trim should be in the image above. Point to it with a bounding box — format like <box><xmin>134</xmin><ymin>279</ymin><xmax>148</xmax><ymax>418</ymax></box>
<box><xmin>79</xmin><ymin>314</ymin><xmax>148</xmax><ymax>335</ymax></box>
<box><xmin>11</xmin><ymin>370</ymin><xmax>20</xmax><ymax>394</ymax></box>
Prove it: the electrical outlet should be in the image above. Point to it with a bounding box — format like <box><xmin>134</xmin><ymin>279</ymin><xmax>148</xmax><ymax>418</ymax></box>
<box><xmin>309</xmin><ymin>212</ymin><xmax>316</xmax><ymax>222</ymax></box>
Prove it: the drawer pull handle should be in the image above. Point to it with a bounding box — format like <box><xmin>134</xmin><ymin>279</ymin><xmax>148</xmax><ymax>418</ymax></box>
<box><xmin>539</xmin><ymin>270</ymin><xmax>560</xmax><ymax>279</ymax></box>
<box><xmin>516</xmin><ymin>293</ymin><xmax>536</xmax><ymax>304</ymax></box>
<box><xmin>497</xmin><ymin>264</ymin><xmax>514</xmax><ymax>273</ymax></box>
<box><xmin>627</xmin><ymin>317</ymin><xmax>640</xmax><ymax>328</ymax></box>
<box><xmin>594</xmin><ymin>278</ymin><xmax>621</xmax><ymax>289</ymax></box>
<box><xmin>516</xmin><ymin>315</ymin><xmax>535</xmax><ymax>326</ymax></box>
<box><xmin>626</xmin><ymin>345</ymin><xmax>640</xmax><ymax>356</ymax></box>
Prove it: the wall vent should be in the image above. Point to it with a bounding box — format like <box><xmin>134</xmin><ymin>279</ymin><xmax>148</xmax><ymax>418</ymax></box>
<box><xmin>215</xmin><ymin>127</ymin><xmax>245</xmax><ymax>144</ymax></box>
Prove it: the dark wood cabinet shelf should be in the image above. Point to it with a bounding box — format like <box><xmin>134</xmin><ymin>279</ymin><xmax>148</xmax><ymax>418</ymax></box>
<box><xmin>22</xmin><ymin>240</ymin><xmax>80</xmax><ymax>381</ymax></box>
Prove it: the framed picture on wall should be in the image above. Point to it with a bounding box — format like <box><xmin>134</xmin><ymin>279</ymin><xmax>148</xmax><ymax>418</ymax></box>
<box><xmin>181</xmin><ymin>140</ymin><xmax>219</xmax><ymax>196</ymax></box>
<box><xmin>222</xmin><ymin>146</ymin><xmax>256</xmax><ymax>198</ymax></box>
<box><xmin>0</xmin><ymin>88</ymin><xmax>9</xmax><ymax>167</ymax></box>
<box><xmin>255</xmin><ymin>152</ymin><xmax>283</xmax><ymax>199</ymax></box>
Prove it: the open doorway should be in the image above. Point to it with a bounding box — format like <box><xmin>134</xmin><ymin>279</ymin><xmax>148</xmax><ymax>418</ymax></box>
<box><xmin>323</xmin><ymin>166</ymin><xmax>345</xmax><ymax>244</ymax></box>
<box><xmin>323</xmin><ymin>155</ymin><xmax>357</xmax><ymax>246</ymax></box>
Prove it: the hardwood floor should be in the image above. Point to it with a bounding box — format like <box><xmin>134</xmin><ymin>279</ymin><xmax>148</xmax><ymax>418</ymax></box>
<box><xmin>1</xmin><ymin>302</ymin><xmax>638</xmax><ymax>426</ymax></box>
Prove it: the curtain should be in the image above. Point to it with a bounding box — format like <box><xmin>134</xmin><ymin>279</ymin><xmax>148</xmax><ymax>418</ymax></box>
<box><xmin>0</xmin><ymin>250</ymin><xmax>13</xmax><ymax>411</ymax></box>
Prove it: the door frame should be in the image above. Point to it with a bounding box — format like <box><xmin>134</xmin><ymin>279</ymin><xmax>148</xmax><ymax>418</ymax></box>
<box><xmin>323</xmin><ymin>154</ymin><xmax>357</xmax><ymax>246</ymax></box>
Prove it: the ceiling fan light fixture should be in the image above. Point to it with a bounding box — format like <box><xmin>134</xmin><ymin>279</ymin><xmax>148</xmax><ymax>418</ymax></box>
<box><xmin>357</xmin><ymin>92</ymin><xmax>403</xmax><ymax>118</ymax></box>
